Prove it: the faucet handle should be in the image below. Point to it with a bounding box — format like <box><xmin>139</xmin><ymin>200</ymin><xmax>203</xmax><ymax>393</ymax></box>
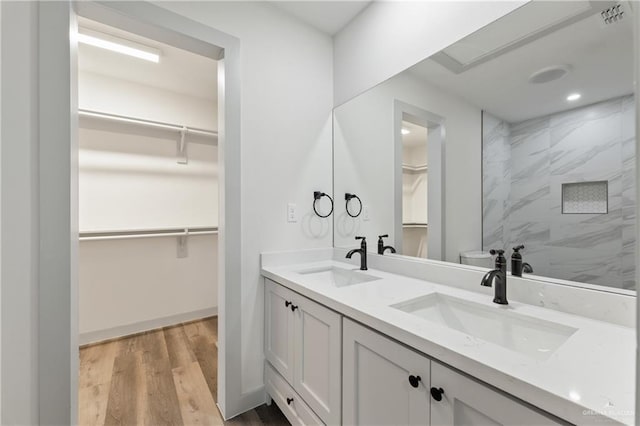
<box><xmin>489</xmin><ymin>249</ymin><xmax>504</xmax><ymax>255</ymax></box>
<box><xmin>355</xmin><ymin>236</ymin><xmax>366</xmax><ymax>241</ymax></box>
<box><xmin>512</xmin><ymin>244</ymin><xmax>524</xmax><ymax>252</ymax></box>
<box><xmin>378</xmin><ymin>234</ymin><xmax>389</xmax><ymax>239</ymax></box>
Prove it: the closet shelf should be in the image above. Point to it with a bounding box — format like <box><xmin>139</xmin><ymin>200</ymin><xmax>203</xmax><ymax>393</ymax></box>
<box><xmin>402</xmin><ymin>164</ymin><xmax>428</xmax><ymax>173</ymax></box>
<box><xmin>79</xmin><ymin>109</ymin><xmax>218</xmax><ymax>142</ymax></box>
<box><xmin>79</xmin><ymin>226</ymin><xmax>218</xmax><ymax>241</ymax></box>
<box><xmin>402</xmin><ymin>222</ymin><xmax>428</xmax><ymax>229</ymax></box>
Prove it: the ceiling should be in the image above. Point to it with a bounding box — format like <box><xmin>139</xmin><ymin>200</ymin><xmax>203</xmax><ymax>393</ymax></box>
<box><xmin>402</xmin><ymin>121</ymin><xmax>428</xmax><ymax>149</ymax></box>
<box><xmin>78</xmin><ymin>17</ymin><xmax>217</xmax><ymax>101</ymax></box>
<box><xmin>408</xmin><ymin>1</ymin><xmax>634</xmax><ymax>123</ymax></box>
<box><xmin>272</xmin><ymin>1</ymin><xmax>372</xmax><ymax>35</ymax></box>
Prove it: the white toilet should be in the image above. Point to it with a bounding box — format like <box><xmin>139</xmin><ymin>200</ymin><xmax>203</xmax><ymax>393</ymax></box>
<box><xmin>459</xmin><ymin>251</ymin><xmax>493</xmax><ymax>268</ymax></box>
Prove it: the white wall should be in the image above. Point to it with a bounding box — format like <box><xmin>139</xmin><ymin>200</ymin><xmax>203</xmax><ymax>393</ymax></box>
<box><xmin>0</xmin><ymin>3</ymin><xmax>39</xmax><ymax>423</ymax></box>
<box><xmin>635</xmin><ymin>0</ymin><xmax>640</xmax><ymax>418</ymax></box>
<box><xmin>0</xmin><ymin>3</ymin><xmax>3</xmax><ymax>419</ymax></box>
<box><xmin>158</xmin><ymin>1</ymin><xmax>334</xmax><ymax>403</ymax></box>
<box><xmin>402</xmin><ymin>173</ymin><xmax>427</xmax><ymax>224</ymax></box>
<box><xmin>80</xmin><ymin>71</ymin><xmax>217</xmax><ymax>130</ymax></box>
<box><xmin>79</xmin><ymin>125</ymin><xmax>218</xmax><ymax>230</ymax></box>
<box><xmin>333</xmin><ymin>1</ymin><xmax>527</xmax><ymax>105</ymax></box>
<box><xmin>78</xmin><ymin>71</ymin><xmax>218</xmax><ymax>342</ymax></box>
<box><xmin>334</xmin><ymin>71</ymin><xmax>482</xmax><ymax>262</ymax></box>
<box><xmin>79</xmin><ymin>235</ymin><xmax>217</xmax><ymax>343</ymax></box>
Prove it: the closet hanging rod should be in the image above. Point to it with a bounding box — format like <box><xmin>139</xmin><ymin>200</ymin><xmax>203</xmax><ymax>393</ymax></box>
<box><xmin>78</xmin><ymin>109</ymin><xmax>218</xmax><ymax>139</ymax></box>
<box><xmin>402</xmin><ymin>164</ymin><xmax>428</xmax><ymax>173</ymax></box>
<box><xmin>79</xmin><ymin>226</ymin><xmax>218</xmax><ymax>241</ymax></box>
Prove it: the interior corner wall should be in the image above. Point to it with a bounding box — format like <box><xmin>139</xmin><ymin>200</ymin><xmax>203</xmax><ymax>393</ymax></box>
<box><xmin>157</xmin><ymin>1</ymin><xmax>334</xmax><ymax>412</ymax></box>
<box><xmin>333</xmin><ymin>1</ymin><xmax>528</xmax><ymax>106</ymax></box>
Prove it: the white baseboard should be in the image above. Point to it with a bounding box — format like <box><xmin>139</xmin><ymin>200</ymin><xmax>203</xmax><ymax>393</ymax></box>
<box><xmin>222</xmin><ymin>386</ymin><xmax>267</xmax><ymax>420</ymax></box>
<box><xmin>79</xmin><ymin>307</ymin><xmax>218</xmax><ymax>346</ymax></box>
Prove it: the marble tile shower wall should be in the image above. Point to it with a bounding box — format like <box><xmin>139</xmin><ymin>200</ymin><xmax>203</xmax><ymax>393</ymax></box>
<box><xmin>483</xmin><ymin>95</ymin><xmax>636</xmax><ymax>289</ymax></box>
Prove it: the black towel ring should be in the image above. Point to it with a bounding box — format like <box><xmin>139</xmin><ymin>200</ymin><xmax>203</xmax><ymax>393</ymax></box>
<box><xmin>313</xmin><ymin>191</ymin><xmax>334</xmax><ymax>218</ymax></box>
<box><xmin>345</xmin><ymin>193</ymin><xmax>363</xmax><ymax>218</ymax></box>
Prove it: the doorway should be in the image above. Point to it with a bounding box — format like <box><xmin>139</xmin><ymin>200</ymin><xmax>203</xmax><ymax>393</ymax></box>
<box><xmin>75</xmin><ymin>16</ymin><xmax>225</xmax><ymax>424</ymax></box>
<box><xmin>62</xmin><ymin>3</ymin><xmax>243</xmax><ymax>423</ymax></box>
<box><xmin>400</xmin><ymin>120</ymin><xmax>429</xmax><ymax>258</ymax></box>
<box><xmin>394</xmin><ymin>101</ymin><xmax>446</xmax><ymax>261</ymax></box>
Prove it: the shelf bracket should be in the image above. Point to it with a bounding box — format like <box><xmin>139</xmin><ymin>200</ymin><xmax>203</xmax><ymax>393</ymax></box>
<box><xmin>177</xmin><ymin>228</ymin><xmax>189</xmax><ymax>258</ymax></box>
<box><xmin>177</xmin><ymin>127</ymin><xmax>188</xmax><ymax>164</ymax></box>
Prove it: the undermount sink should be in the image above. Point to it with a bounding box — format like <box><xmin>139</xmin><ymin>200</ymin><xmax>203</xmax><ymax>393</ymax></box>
<box><xmin>296</xmin><ymin>266</ymin><xmax>380</xmax><ymax>287</ymax></box>
<box><xmin>391</xmin><ymin>293</ymin><xmax>577</xmax><ymax>360</ymax></box>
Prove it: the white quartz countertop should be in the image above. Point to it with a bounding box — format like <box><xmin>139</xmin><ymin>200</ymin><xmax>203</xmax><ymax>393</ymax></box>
<box><xmin>262</xmin><ymin>259</ymin><xmax>635</xmax><ymax>426</ymax></box>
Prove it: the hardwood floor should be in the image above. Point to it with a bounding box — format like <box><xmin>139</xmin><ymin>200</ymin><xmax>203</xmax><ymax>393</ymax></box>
<box><xmin>79</xmin><ymin>317</ymin><xmax>289</xmax><ymax>425</ymax></box>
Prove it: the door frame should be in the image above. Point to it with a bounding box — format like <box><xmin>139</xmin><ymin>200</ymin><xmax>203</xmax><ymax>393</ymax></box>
<box><xmin>2</xmin><ymin>2</ymin><xmax>243</xmax><ymax>423</ymax></box>
<box><xmin>393</xmin><ymin>100</ymin><xmax>446</xmax><ymax>261</ymax></box>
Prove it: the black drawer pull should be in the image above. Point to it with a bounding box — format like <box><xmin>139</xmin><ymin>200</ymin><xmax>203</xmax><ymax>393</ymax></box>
<box><xmin>285</xmin><ymin>300</ymin><xmax>291</xmax><ymax>308</ymax></box>
<box><xmin>286</xmin><ymin>397</ymin><xmax>294</xmax><ymax>405</ymax></box>
<box><xmin>290</xmin><ymin>304</ymin><xmax>298</xmax><ymax>312</ymax></box>
<box><xmin>430</xmin><ymin>387</ymin><xmax>444</xmax><ymax>401</ymax></box>
<box><xmin>408</xmin><ymin>375</ymin><xmax>421</xmax><ymax>388</ymax></box>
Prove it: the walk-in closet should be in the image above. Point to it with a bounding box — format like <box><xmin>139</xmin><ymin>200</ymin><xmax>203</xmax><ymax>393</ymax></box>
<box><xmin>401</xmin><ymin>121</ymin><xmax>428</xmax><ymax>258</ymax></box>
<box><xmin>76</xmin><ymin>18</ymin><xmax>226</xmax><ymax>424</ymax></box>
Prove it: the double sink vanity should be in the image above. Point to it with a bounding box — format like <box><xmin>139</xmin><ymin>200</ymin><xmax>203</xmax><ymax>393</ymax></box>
<box><xmin>261</xmin><ymin>249</ymin><xmax>635</xmax><ymax>426</ymax></box>
<box><xmin>261</xmin><ymin>2</ymin><xmax>637</xmax><ymax>425</ymax></box>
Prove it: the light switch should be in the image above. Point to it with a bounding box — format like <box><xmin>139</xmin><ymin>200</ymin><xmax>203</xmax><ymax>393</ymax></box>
<box><xmin>287</xmin><ymin>203</ymin><xmax>298</xmax><ymax>223</ymax></box>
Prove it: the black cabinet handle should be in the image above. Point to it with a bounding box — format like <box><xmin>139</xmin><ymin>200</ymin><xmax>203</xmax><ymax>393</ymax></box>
<box><xmin>290</xmin><ymin>304</ymin><xmax>298</xmax><ymax>312</ymax></box>
<box><xmin>408</xmin><ymin>375</ymin><xmax>421</xmax><ymax>388</ymax></box>
<box><xmin>286</xmin><ymin>397</ymin><xmax>294</xmax><ymax>405</ymax></box>
<box><xmin>285</xmin><ymin>300</ymin><xmax>291</xmax><ymax>308</ymax></box>
<box><xmin>430</xmin><ymin>387</ymin><xmax>444</xmax><ymax>401</ymax></box>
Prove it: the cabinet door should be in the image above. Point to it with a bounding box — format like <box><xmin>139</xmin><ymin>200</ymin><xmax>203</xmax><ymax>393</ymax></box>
<box><xmin>343</xmin><ymin>318</ymin><xmax>430</xmax><ymax>426</ymax></box>
<box><xmin>265</xmin><ymin>279</ymin><xmax>295</xmax><ymax>384</ymax></box>
<box><xmin>430</xmin><ymin>362</ymin><xmax>562</xmax><ymax>425</ymax></box>
<box><xmin>293</xmin><ymin>294</ymin><xmax>342</xmax><ymax>425</ymax></box>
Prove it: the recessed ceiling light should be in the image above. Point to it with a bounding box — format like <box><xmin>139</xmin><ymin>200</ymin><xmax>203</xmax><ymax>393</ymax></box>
<box><xmin>566</xmin><ymin>93</ymin><xmax>581</xmax><ymax>101</ymax></box>
<box><xmin>401</xmin><ymin>128</ymin><xmax>410</xmax><ymax>135</ymax></box>
<box><xmin>78</xmin><ymin>28</ymin><xmax>161</xmax><ymax>63</ymax></box>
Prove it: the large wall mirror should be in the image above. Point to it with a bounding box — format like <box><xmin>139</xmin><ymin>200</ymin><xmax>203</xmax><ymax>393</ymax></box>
<box><xmin>333</xmin><ymin>0</ymin><xmax>636</xmax><ymax>291</ymax></box>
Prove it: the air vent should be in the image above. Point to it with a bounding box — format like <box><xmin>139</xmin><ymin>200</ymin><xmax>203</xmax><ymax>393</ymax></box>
<box><xmin>601</xmin><ymin>4</ymin><xmax>625</xmax><ymax>24</ymax></box>
<box><xmin>529</xmin><ymin>65</ymin><xmax>571</xmax><ymax>84</ymax></box>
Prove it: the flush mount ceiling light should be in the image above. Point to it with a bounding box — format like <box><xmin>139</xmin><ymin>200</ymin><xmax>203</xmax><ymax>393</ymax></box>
<box><xmin>566</xmin><ymin>93</ymin><xmax>581</xmax><ymax>101</ymax></box>
<box><xmin>528</xmin><ymin>65</ymin><xmax>571</xmax><ymax>84</ymax></box>
<box><xmin>401</xmin><ymin>128</ymin><xmax>411</xmax><ymax>135</ymax></box>
<box><xmin>78</xmin><ymin>28</ymin><xmax>161</xmax><ymax>63</ymax></box>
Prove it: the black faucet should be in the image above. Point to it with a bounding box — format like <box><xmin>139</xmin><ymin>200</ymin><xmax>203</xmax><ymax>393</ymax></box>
<box><xmin>377</xmin><ymin>234</ymin><xmax>396</xmax><ymax>255</ymax></box>
<box><xmin>481</xmin><ymin>249</ymin><xmax>508</xmax><ymax>305</ymax></box>
<box><xmin>511</xmin><ymin>245</ymin><xmax>533</xmax><ymax>277</ymax></box>
<box><xmin>346</xmin><ymin>236</ymin><xmax>367</xmax><ymax>270</ymax></box>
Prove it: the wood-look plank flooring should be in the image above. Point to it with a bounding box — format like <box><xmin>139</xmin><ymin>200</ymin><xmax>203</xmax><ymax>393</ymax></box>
<box><xmin>79</xmin><ymin>317</ymin><xmax>289</xmax><ymax>425</ymax></box>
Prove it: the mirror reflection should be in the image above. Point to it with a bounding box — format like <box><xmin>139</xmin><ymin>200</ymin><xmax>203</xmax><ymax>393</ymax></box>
<box><xmin>333</xmin><ymin>1</ymin><xmax>635</xmax><ymax>290</ymax></box>
<box><xmin>401</xmin><ymin>120</ymin><xmax>428</xmax><ymax>258</ymax></box>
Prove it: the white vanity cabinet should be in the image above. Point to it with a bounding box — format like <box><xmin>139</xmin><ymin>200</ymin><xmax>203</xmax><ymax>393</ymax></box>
<box><xmin>343</xmin><ymin>319</ymin><xmax>562</xmax><ymax>426</ymax></box>
<box><xmin>343</xmin><ymin>318</ymin><xmax>431</xmax><ymax>425</ymax></box>
<box><xmin>264</xmin><ymin>279</ymin><xmax>342</xmax><ymax>425</ymax></box>
<box><xmin>430</xmin><ymin>362</ymin><xmax>561</xmax><ymax>425</ymax></box>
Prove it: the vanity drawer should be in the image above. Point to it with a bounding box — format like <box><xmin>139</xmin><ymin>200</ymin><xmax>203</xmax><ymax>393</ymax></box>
<box><xmin>265</xmin><ymin>361</ymin><xmax>324</xmax><ymax>426</ymax></box>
